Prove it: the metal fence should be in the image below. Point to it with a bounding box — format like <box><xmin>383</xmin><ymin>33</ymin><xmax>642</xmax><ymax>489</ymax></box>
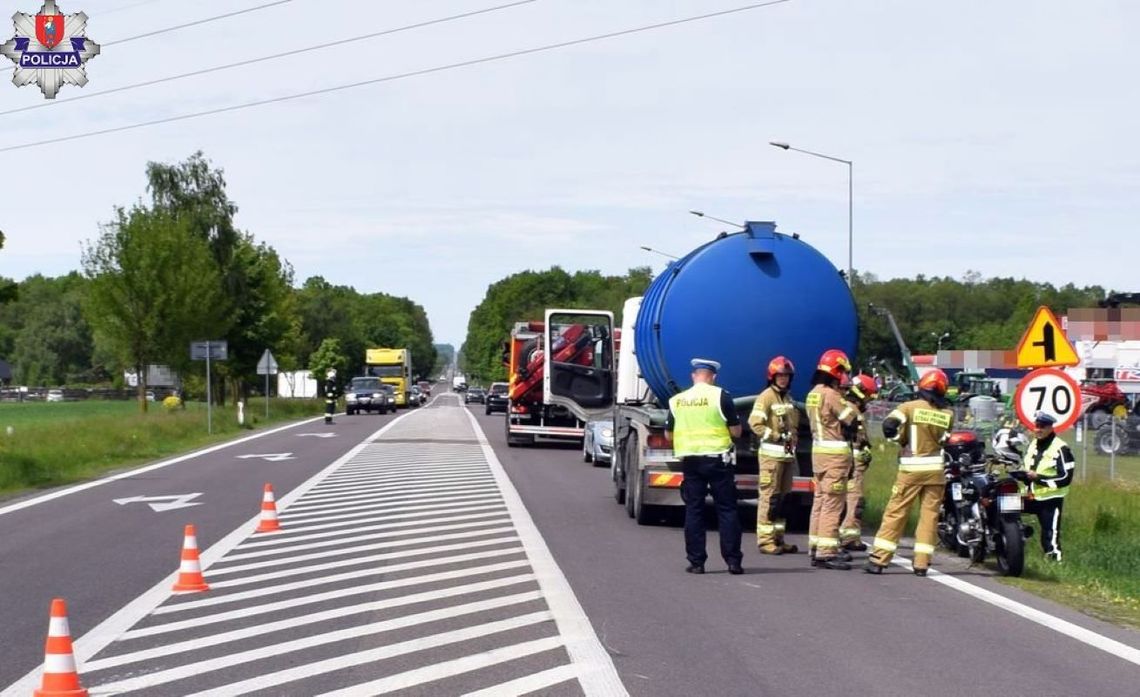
<box><xmin>864</xmin><ymin>400</ymin><xmax>1140</xmax><ymax>485</ymax></box>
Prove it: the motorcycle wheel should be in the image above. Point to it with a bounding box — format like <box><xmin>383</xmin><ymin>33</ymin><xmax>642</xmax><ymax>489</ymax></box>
<box><xmin>938</xmin><ymin>506</ymin><xmax>963</xmax><ymax>555</ymax></box>
<box><xmin>996</xmin><ymin>520</ymin><xmax>1025</xmax><ymax>577</ymax></box>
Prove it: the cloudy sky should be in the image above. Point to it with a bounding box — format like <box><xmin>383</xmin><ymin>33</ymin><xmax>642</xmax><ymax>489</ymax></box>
<box><xmin>1</xmin><ymin>0</ymin><xmax>1136</xmax><ymax>347</ymax></box>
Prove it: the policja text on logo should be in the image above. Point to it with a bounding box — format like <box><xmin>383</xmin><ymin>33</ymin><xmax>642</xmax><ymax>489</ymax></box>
<box><xmin>0</xmin><ymin>1</ymin><xmax>100</xmax><ymax>99</ymax></box>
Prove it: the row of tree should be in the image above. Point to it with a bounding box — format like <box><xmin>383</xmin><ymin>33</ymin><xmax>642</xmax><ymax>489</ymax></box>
<box><xmin>0</xmin><ymin>153</ymin><xmax>437</xmax><ymax>405</ymax></box>
<box><xmin>459</xmin><ymin>265</ymin><xmax>1111</xmax><ymax>386</ymax></box>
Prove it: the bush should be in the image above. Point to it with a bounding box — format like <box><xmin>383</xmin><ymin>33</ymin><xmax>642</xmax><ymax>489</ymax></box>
<box><xmin>162</xmin><ymin>395</ymin><xmax>183</xmax><ymax>411</ymax></box>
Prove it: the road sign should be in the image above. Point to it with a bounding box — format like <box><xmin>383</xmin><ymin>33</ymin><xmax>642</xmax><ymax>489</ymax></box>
<box><xmin>1015</xmin><ymin>306</ymin><xmax>1079</xmax><ymax>368</ymax></box>
<box><xmin>257</xmin><ymin>349</ymin><xmax>279</xmax><ymax>375</ymax></box>
<box><xmin>190</xmin><ymin>340</ymin><xmax>228</xmax><ymax>361</ymax></box>
<box><xmin>1014</xmin><ymin>368</ymin><xmax>1083</xmax><ymax>432</ymax></box>
<box><xmin>113</xmin><ymin>493</ymin><xmax>203</xmax><ymax>512</ymax></box>
<box><xmin>236</xmin><ymin>452</ymin><xmax>295</xmax><ymax>462</ymax></box>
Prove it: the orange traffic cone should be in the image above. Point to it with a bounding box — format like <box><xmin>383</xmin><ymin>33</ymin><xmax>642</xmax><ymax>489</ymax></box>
<box><xmin>34</xmin><ymin>598</ymin><xmax>87</xmax><ymax>697</ymax></box>
<box><xmin>255</xmin><ymin>482</ymin><xmax>281</xmax><ymax>533</ymax></box>
<box><xmin>171</xmin><ymin>524</ymin><xmax>210</xmax><ymax>593</ymax></box>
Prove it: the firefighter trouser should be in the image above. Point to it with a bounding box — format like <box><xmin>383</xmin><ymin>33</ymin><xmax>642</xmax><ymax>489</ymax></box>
<box><xmin>840</xmin><ymin>461</ymin><xmax>868</xmax><ymax>543</ymax></box>
<box><xmin>756</xmin><ymin>455</ymin><xmax>794</xmax><ymax>548</ymax></box>
<box><xmin>1025</xmin><ymin>498</ymin><xmax>1064</xmax><ymax>561</ymax></box>
<box><xmin>869</xmin><ymin>470</ymin><xmax>943</xmax><ymax>570</ymax></box>
<box><xmin>808</xmin><ymin>456</ymin><xmax>850</xmax><ymax>559</ymax></box>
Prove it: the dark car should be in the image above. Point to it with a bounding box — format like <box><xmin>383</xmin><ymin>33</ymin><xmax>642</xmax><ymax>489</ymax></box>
<box><xmin>465</xmin><ymin>387</ymin><xmax>486</xmax><ymax>404</ymax></box>
<box><xmin>346</xmin><ymin>377</ymin><xmax>396</xmax><ymax>415</ymax></box>
<box><xmin>485</xmin><ymin>382</ymin><xmax>509</xmax><ymax>415</ymax></box>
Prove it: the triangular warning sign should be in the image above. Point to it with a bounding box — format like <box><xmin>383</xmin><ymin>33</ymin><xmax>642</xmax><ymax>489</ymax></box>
<box><xmin>1015</xmin><ymin>306</ymin><xmax>1079</xmax><ymax>368</ymax></box>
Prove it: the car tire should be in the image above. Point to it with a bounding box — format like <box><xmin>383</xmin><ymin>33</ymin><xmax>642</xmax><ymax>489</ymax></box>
<box><xmin>583</xmin><ymin>440</ymin><xmax>593</xmax><ymax>463</ymax></box>
<box><xmin>485</xmin><ymin>406</ymin><xmax>491</xmax><ymax>415</ymax></box>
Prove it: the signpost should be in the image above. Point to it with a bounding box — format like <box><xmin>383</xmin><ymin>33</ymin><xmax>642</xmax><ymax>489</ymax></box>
<box><xmin>191</xmin><ymin>340</ymin><xmax>228</xmax><ymax>434</ymax></box>
<box><xmin>257</xmin><ymin>349</ymin><xmax>279</xmax><ymax>419</ymax></box>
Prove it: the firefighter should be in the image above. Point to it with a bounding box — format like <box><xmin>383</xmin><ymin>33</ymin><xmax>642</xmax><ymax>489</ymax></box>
<box><xmin>840</xmin><ymin>374</ymin><xmax>878</xmax><ymax>551</ymax></box>
<box><xmin>806</xmin><ymin>349</ymin><xmax>858</xmax><ymax>570</ymax></box>
<box><xmin>324</xmin><ymin>368</ymin><xmax>339</xmax><ymax>425</ymax></box>
<box><xmin>748</xmin><ymin>356</ymin><xmax>800</xmax><ymax>555</ymax></box>
<box><xmin>1020</xmin><ymin>411</ymin><xmax>1075</xmax><ymax>561</ymax></box>
<box><xmin>864</xmin><ymin>369</ymin><xmax>954</xmax><ymax>576</ymax></box>
<box><xmin>666</xmin><ymin>358</ymin><xmax>744</xmax><ymax>575</ymax></box>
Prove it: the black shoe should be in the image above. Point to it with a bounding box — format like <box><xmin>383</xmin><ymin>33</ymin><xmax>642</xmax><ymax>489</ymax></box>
<box><xmin>842</xmin><ymin>540</ymin><xmax>868</xmax><ymax>552</ymax></box>
<box><xmin>686</xmin><ymin>564</ymin><xmax>705</xmax><ymax>574</ymax></box>
<box><xmin>812</xmin><ymin>556</ymin><xmax>851</xmax><ymax>570</ymax></box>
<box><xmin>727</xmin><ymin>563</ymin><xmax>744</xmax><ymax>575</ymax></box>
<box><xmin>863</xmin><ymin>561</ymin><xmax>885</xmax><ymax>575</ymax></box>
<box><xmin>837</xmin><ymin>550</ymin><xmax>853</xmax><ymax>562</ymax></box>
<box><xmin>913</xmin><ymin>567</ymin><xmax>928</xmax><ymax>577</ymax></box>
<box><xmin>779</xmin><ymin>543</ymin><xmax>800</xmax><ymax>554</ymax></box>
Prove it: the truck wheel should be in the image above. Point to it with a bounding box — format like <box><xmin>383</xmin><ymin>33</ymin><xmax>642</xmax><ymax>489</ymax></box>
<box><xmin>1095</xmin><ymin>424</ymin><xmax>1127</xmax><ymax>455</ymax></box>
<box><xmin>624</xmin><ymin>433</ymin><xmax>639</xmax><ymax>517</ymax></box>
<box><xmin>613</xmin><ymin>456</ymin><xmax>626</xmax><ymax>505</ymax></box>
<box><xmin>633</xmin><ymin>470</ymin><xmax>655</xmax><ymax>526</ymax></box>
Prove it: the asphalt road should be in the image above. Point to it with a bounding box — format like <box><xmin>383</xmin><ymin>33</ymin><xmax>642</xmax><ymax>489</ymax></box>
<box><xmin>2</xmin><ymin>392</ymin><xmax>1138</xmax><ymax>695</ymax></box>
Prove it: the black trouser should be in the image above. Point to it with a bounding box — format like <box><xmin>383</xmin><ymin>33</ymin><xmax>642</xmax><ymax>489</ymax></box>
<box><xmin>1025</xmin><ymin>498</ymin><xmax>1064</xmax><ymax>560</ymax></box>
<box><xmin>680</xmin><ymin>456</ymin><xmax>742</xmax><ymax>567</ymax></box>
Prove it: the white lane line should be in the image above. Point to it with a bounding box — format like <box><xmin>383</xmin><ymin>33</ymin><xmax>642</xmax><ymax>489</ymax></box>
<box><xmin>316</xmin><ymin>636</ymin><xmax>567</xmax><ymax>697</ymax></box>
<box><xmin>3</xmin><ymin>411</ymin><xmax>418</xmax><ymax>696</ymax></box>
<box><xmin>461</xmin><ymin>664</ymin><xmax>581</xmax><ymax>697</ymax></box>
<box><xmin>155</xmin><ymin>556</ymin><xmax>530</xmax><ymax>623</ymax></box>
<box><xmin>235</xmin><ymin>511</ymin><xmax>512</xmax><ymax>549</ymax></box>
<box><xmin>463</xmin><ymin>408</ymin><xmax>630</xmax><ymax>697</ymax></box>
<box><xmin>208</xmin><ymin>546</ymin><xmax>525</xmax><ymax>591</ymax></box>
<box><xmin>279</xmin><ymin>490</ymin><xmax>500</xmax><ymax>518</ymax></box>
<box><xmin>0</xmin><ymin>415</ymin><xmax>326</xmax><ymax>518</ymax></box>
<box><xmin>316</xmin><ymin>463</ymin><xmax>489</xmax><ymax>480</ymax></box>
<box><xmin>265</xmin><ymin>497</ymin><xmax>505</xmax><ymax>527</ymax></box>
<box><xmin>205</xmin><ymin>528</ymin><xmax>517</xmax><ymax>576</ymax></box>
<box><xmin>303</xmin><ymin>474</ymin><xmax>495</xmax><ymax>497</ymax></box>
<box><xmin>285</xmin><ymin>483</ymin><xmax>497</xmax><ymax>509</ymax></box>
<box><xmin>881</xmin><ymin>552</ymin><xmax>1140</xmax><ymax>666</ymax></box>
<box><xmin>280</xmin><ymin>485</ymin><xmax>499</xmax><ymax>513</ymax></box>
<box><xmin>221</xmin><ymin>519</ymin><xmax>513</xmax><ymax>561</ymax></box>
<box><xmin>311</xmin><ymin>468</ymin><xmax>490</xmax><ymax>488</ymax></box>
<box><xmin>247</xmin><ymin>503</ymin><xmax>507</xmax><ymax>537</ymax></box>
<box><xmin>178</xmin><ymin>612</ymin><xmax>555</xmax><ymax>697</ymax></box>
<box><xmin>87</xmin><ymin>586</ymin><xmax>543</xmax><ymax>673</ymax></box>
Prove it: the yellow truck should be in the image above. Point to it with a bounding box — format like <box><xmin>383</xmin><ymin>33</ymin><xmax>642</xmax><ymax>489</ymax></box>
<box><xmin>365</xmin><ymin>348</ymin><xmax>412</xmax><ymax>408</ymax></box>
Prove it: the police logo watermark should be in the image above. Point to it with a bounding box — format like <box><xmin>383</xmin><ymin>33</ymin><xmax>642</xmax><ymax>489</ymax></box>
<box><xmin>1</xmin><ymin>1</ymin><xmax>99</xmax><ymax>99</ymax></box>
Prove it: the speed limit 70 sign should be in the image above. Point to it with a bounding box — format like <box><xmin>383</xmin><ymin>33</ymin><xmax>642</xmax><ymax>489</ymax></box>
<box><xmin>1014</xmin><ymin>368</ymin><xmax>1083</xmax><ymax>432</ymax></box>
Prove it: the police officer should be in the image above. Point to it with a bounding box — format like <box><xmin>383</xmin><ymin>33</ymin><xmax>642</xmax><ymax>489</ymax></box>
<box><xmin>806</xmin><ymin>349</ymin><xmax>858</xmax><ymax>569</ymax></box>
<box><xmin>324</xmin><ymin>368</ymin><xmax>339</xmax><ymax>425</ymax></box>
<box><xmin>840</xmin><ymin>374</ymin><xmax>878</xmax><ymax>552</ymax></box>
<box><xmin>1020</xmin><ymin>412</ymin><xmax>1075</xmax><ymax>561</ymax></box>
<box><xmin>864</xmin><ymin>369</ymin><xmax>954</xmax><ymax>576</ymax></box>
<box><xmin>667</xmin><ymin>358</ymin><xmax>744</xmax><ymax>575</ymax></box>
<box><xmin>748</xmin><ymin>356</ymin><xmax>800</xmax><ymax>555</ymax></box>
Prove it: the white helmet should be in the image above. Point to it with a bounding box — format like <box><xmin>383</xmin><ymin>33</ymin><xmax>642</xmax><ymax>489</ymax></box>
<box><xmin>992</xmin><ymin>427</ymin><xmax>1027</xmax><ymax>465</ymax></box>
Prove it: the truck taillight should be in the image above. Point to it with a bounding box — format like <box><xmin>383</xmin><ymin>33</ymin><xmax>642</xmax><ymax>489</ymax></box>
<box><xmin>511</xmin><ymin>404</ymin><xmax>529</xmax><ymax>414</ymax></box>
<box><xmin>646</xmin><ymin>433</ymin><xmax>671</xmax><ymax>449</ymax></box>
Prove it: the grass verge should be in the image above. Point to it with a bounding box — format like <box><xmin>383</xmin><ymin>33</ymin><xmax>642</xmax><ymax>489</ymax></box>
<box><xmin>862</xmin><ymin>441</ymin><xmax>1140</xmax><ymax>630</ymax></box>
<box><xmin>0</xmin><ymin>399</ymin><xmax>325</xmax><ymax>495</ymax></box>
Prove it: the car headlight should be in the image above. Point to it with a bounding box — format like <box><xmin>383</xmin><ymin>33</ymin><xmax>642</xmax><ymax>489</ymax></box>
<box><xmin>601</xmin><ymin>427</ymin><xmax>613</xmax><ymax>438</ymax></box>
<box><xmin>372</xmin><ymin>393</ymin><xmax>382</xmax><ymax>399</ymax></box>
<box><xmin>346</xmin><ymin>394</ymin><xmax>357</xmax><ymax>401</ymax></box>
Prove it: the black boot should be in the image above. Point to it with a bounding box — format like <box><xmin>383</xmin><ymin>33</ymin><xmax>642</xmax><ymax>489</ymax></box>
<box><xmin>863</xmin><ymin>561</ymin><xmax>885</xmax><ymax>575</ymax></box>
<box><xmin>812</xmin><ymin>556</ymin><xmax>851</xmax><ymax>570</ymax></box>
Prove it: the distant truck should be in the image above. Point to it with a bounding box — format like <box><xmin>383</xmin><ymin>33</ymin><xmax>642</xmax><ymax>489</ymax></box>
<box><xmin>452</xmin><ymin>374</ymin><xmax>467</xmax><ymax>392</ymax></box>
<box><xmin>365</xmin><ymin>348</ymin><xmax>412</xmax><ymax>408</ymax></box>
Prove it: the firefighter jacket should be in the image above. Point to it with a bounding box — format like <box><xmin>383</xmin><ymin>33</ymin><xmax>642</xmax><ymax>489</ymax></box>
<box><xmin>849</xmin><ymin>408</ymin><xmax>873</xmax><ymax>466</ymax></box>
<box><xmin>883</xmin><ymin>399</ymin><xmax>954</xmax><ymax>473</ymax></box>
<box><xmin>806</xmin><ymin>384</ymin><xmax>857</xmax><ymax>459</ymax></box>
<box><xmin>1022</xmin><ymin>433</ymin><xmax>1075</xmax><ymax>501</ymax></box>
<box><xmin>748</xmin><ymin>386</ymin><xmax>798</xmax><ymax>461</ymax></box>
<box><xmin>668</xmin><ymin>382</ymin><xmax>734</xmax><ymax>458</ymax></box>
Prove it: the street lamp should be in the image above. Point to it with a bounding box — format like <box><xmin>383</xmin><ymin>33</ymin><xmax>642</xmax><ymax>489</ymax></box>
<box><xmin>640</xmin><ymin>245</ymin><xmax>678</xmax><ymax>260</ymax></box>
<box><xmin>689</xmin><ymin>210</ymin><xmax>745</xmax><ymax>230</ymax></box>
<box><xmin>769</xmin><ymin>141</ymin><xmax>853</xmax><ymax>285</ymax></box>
<box><xmin>931</xmin><ymin>331</ymin><xmax>950</xmax><ymax>351</ymax></box>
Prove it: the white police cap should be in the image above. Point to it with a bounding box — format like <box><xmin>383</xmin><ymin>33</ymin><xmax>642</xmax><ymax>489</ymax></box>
<box><xmin>690</xmin><ymin>358</ymin><xmax>721</xmax><ymax>373</ymax></box>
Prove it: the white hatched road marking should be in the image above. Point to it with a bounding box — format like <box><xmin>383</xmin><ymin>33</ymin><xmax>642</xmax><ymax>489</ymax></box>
<box><xmin>8</xmin><ymin>396</ymin><xmax>627</xmax><ymax>696</ymax></box>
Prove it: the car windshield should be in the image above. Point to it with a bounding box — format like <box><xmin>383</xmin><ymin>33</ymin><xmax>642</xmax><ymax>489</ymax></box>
<box><xmin>350</xmin><ymin>378</ymin><xmax>383</xmax><ymax>391</ymax></box>
<box><xmin>490</xmin><ymin>384</ymin><xmax>508</xmax><ymax>394</ymax></box>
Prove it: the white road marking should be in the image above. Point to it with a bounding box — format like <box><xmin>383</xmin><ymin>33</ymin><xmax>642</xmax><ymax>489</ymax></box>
<box><xmin>234</xmin><ymin>510</ymin><xmax>512</xmax><ymax>549</ymax></box>
<box><xmin>278</xmin><ymin>490</ymin><xmax>501</xmax><ymax>519</ymax></box>
<box><xmin>112</xmin><ymin>493</ymin><xmax>203</xmax><ymax>512</ymax></box>
<box><xmin>302</xmin><ymin>475</ymin><xmax>496</xmax><ymax>497</ymax></box>
<box><xmin>315</xmin><ymin>636</ymin><xmax>567</xmax><ymax>697</ymax></box>
<box><xmin>462</xmin><ymin>408</ymin><xmax>629</xmax><ymax>696</ymax></box>
<box><xmin>250</xmin><ymin>503</ymin><xmax>507</xmax><ymax>537</ymax></box>
<box><xmin>461</xmin><ymin>663</ymin><xmax>582</xmax><ymax>697</ymax></box>
<box><xmin>263</xmin><ymin>497</ymin><xmax>506</xmax><ymax>527</ymax></box>
<box><xmin>283</xmin><ymin>483</ymin><xmax>498</xmax><ymax>510</ymax></box>
<box><xmin>179</xmin><ymin>612</ymin><xmax>556</xmax><ymax>697</ymax></box>
<box><xmin>312</xmin><ymin>466</ymin><xmax>491</xmax><ymax>487</ymax></box>
<box><xmin>0</xmin><ymin>415</ymin><xmax>325</xmax><ymax>518</ymax></box>
<box><xmin>235</xmin><ymin>452</ymin><xmax>295</xmax><ymax>462</ymax></box>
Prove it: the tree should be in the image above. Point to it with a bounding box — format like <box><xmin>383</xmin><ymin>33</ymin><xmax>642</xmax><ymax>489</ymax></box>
<box><xmin>0</xmin><ymin>230</ymin><xmax>17</xmax><ymax>306</ymax></box>
<box><xmin>82</xmin><ymin>206</ymin><xmax>226</xmax><ymax>410</ymax></box>
<box><xmin>9</xmin><ymin>274</ymin><xmax>95</xmax><ymax>385</ymax></box>
<box><xmin>308</xmin><ymin>337</ymin><xmax>347</xmax><ymax>392</ymax></box>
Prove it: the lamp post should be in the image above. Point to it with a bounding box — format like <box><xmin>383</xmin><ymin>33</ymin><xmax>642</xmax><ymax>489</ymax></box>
<box><xmin>640</xmin><ymin>246</ymin><xmax>679</xmax><ymax>260</ymax></box>
<box><xmin>932</xmin><ymin>331</ymin><xmax>950</xmax><ymax>352</ymax></box>
<box><xmin>769</xmin><ymin>141</ymin><xmax>853</xmax><ymax>285</ymax></box>
<box><xmin>689</xmin><ymin>210</ymin><xmax>745</xmax><ymax>230</ymax></box>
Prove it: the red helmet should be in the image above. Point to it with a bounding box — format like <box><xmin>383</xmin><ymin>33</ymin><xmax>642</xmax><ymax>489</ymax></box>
<box><xmin>816</xmin><ymin>349</ymin><xmax>852</xmax><ymax>380</ymax></box>
<box><xmin>849</xmin><ymin>374</ymin><xmax>878</xmax><ymax>401</ymax></box>
<box><xmin>918</xmin><ymin>369</ymin><xmax>949</xmax><ymax>396</ymax></box>
<box><xmin>767</xmin><ymin>356</ymin><xmax>795</xmax><ymax>381</ymax></box>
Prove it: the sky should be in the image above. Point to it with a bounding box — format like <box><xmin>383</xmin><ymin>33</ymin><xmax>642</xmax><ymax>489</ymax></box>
<box><xmin>1</xmin><ymin>0</ymin><xmax>1137</xmax><ymax>348</ymax></box>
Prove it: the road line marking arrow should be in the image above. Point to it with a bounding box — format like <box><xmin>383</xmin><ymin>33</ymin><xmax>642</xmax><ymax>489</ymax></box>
<box><xmin>114</xmin><ymin>493</ymin><xmax>203</xmax><ymax>512</ymax></box>
<box><xmin>236</xmin><ymin>453</ymin><xmax>295</xmax><ymax>462</ymax></box>
<box><xmin>296</xmin><ymin>433</ymin><xmax>337</xmax><ymax>438</ymax></box>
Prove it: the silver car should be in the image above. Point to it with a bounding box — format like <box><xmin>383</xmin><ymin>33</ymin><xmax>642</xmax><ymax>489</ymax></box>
<box><xmin>583</xmin><ymin>420</ymin><xmax>614</xmax><ymax>465</ymax></box>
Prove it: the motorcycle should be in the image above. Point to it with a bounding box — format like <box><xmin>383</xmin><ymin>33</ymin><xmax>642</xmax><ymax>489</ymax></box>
<box><xmin>937</xmin><ymin>430</ymin><xmax>1031</xmax><ymax>577</ymax></box>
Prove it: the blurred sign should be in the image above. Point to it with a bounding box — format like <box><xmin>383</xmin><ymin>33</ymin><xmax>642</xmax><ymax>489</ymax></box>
<box><xmin>1014</xmin><ymin>368</ymin><xmax>1082</xmax><ymax>432</ymax></box>
<box><xmin>1015</xmin><ymin>306</ymin><xmax>1079</xmax><ymax>369</ymax></box>
<box><xmin>1115</xmin><ymin>367</ymin><xmax>1140</xmax><ymax>383</ymax></box>
<box><xmin>257</xmin><ymin>349</ymin><xmax>278</xmax><ymax>375</ymax></box>
<box><xmin>190</xmin><ymin>341</ymin><xmax>227</xmax><ymax>361</ymax></box>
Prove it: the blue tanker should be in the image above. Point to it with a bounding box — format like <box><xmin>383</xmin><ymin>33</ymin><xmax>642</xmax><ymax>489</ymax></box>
<box><xmin>634</xmin><ymin>221</ymin><xmax>858</xmax><ymax>403</ymax></box>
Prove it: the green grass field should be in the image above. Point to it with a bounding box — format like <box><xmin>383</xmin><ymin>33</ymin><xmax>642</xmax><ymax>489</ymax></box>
<box><xmin>862</xmin><ymin>441</ymin><xmax>1140</xmax><ymax>628</ymax></box>
<box><xmin>0</xmin><ymin>398</ymin><xmax>325</xmax><ymax>495</ymax></box>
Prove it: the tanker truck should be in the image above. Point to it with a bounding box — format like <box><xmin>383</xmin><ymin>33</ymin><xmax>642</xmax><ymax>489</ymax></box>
<box><xmin>545</xmin><ymin>221</ymin><xmax>859</xmax><ymax>525</ymax></box>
